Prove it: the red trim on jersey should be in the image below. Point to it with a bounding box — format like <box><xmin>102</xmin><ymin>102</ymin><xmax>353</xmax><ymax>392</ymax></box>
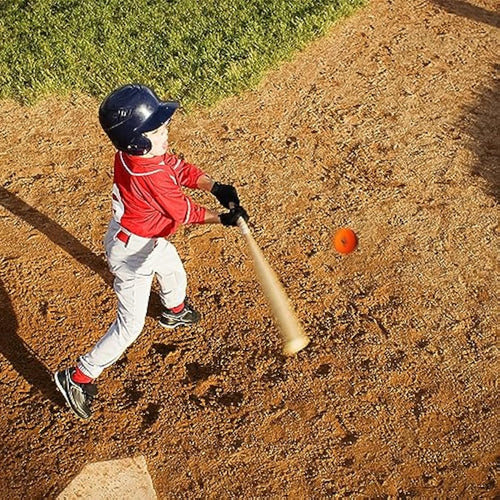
<box><xmin>112</xmin><ymin>152</ymin><xmax>207</xmax><ymax>238</ymax></box>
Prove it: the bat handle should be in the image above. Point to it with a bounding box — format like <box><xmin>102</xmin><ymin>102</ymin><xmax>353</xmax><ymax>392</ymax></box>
<box><xmin>236</xmin><ymin>215</ymin><xmax>250</xmax><ymax>235</ymax></box>
<box><xmin>228</xmin><ymin>202</ymin><xmax>250</xmax><ymax>234</ymax></box>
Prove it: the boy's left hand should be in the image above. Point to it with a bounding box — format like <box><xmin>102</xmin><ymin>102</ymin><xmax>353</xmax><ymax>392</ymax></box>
<box><xmin>219</xmin><ymin>206</ymin><xmax>249</xmax><ymax>227</ymax></box>
<box><xmin>211</xmin><ymin>182</ymin><xmax>240</xmax><ymax>208</ymax></box>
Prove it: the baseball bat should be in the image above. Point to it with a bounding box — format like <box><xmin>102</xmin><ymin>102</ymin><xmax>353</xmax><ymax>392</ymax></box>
<box><xmin>231</xmin><ymin>206</ymin><xmax>310</xmax><ymax>355</ymax></box>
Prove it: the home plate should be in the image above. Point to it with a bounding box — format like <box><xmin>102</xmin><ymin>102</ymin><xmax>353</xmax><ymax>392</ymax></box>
<box><xmin>57</xmin><ymin>455</ymin><xmax>157</xmax><ymax>499</ymax></box>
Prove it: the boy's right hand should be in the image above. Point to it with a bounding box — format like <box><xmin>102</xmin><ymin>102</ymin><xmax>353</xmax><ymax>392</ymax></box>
<box><xmin>219</xmin><ymin>206</ymin><xmax>249</xmax><ymax>227</ymax></box>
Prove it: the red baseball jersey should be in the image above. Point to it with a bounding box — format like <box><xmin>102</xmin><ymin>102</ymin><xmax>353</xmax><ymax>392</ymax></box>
<box><xmin>111</xmin><ymin>151</ymin><xmax>207</xmax><ymax>238</ymax></box>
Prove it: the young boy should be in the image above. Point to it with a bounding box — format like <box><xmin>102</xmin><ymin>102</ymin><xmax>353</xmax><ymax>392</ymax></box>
<box><xmin>54</xmin><ymin>84</ymin><xmax>248</xmax><ymax>419</ymax></box>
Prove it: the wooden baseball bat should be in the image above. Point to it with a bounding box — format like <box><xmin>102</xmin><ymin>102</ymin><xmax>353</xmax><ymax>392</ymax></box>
<box><xmin>232</xmin><ymin>208</ymin><xmax>310</xmax><ymax>355</ymax></box>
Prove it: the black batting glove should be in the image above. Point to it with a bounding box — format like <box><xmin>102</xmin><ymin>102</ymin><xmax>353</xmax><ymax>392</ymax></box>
<box><xmin>219</xmin><ymin>206</ymin><xmax>249</xmax><ymax>227</ymax></box>
<box><xmin>211</xmin><ymin>182</ymin><xmax>240</xmax><ymax>209</ymax></box>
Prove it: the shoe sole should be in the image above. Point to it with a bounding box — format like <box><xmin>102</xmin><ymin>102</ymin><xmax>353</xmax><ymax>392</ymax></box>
<box><xmin>159</xmin><ymin>312</ymin><xmax>200</xmax><ymax>329</ymax></box>
<box><xmin>54</xmin><ymin>371</ymin><xmax>91</xmax><ymax>419</ymax></box>
<box><xmin>159</xmin><ymin>319</ymin><xmax>195</xmax><ymax>329</ymax></box>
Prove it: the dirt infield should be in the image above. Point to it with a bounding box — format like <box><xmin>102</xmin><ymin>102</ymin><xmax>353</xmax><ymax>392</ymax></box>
<box><xmin>0</xmin><ymin>0</ymin><xmax>498</xmax><ymax>497</ymax></box>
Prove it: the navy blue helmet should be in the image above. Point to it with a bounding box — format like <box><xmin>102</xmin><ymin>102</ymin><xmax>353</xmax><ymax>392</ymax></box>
<box><xmin>99</xmin><ymin>84</ymin><xmax>179</xmax><ymax>155</ymax></box>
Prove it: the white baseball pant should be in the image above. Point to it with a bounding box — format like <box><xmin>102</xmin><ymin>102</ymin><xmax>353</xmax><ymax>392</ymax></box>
<box><xmin>77</xmin><ymin>219</ymin><xmax>187</xmax><ymax>379</ymax></box>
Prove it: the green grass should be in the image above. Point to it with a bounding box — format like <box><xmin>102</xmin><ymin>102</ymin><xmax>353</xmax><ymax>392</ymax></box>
<box><xmin>0</xmin><ymin>0</ymin><xmax>364</xmax><ymax>107</ymax></box>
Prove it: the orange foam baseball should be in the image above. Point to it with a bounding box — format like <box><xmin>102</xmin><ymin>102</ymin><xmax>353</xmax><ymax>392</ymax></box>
<box><xmin>333</xmin><ymin>228</ymin><xmax>358</xmax><ymax>254</ymax></box>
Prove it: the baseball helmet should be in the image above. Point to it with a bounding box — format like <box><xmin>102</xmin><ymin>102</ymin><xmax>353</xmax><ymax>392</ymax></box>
<box><xmin>99</xmin><ymin>84</ymin><xmax>179</xmax><ymax>155</ymax></box>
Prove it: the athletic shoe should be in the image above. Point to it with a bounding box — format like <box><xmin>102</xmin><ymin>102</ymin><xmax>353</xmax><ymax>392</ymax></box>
<box><xmin>54</xmin><ymin>368</ymin><xmax>97</xmax><ymax>419</ymax></box>
<box><xmin>159</xmin><ymin>303</ymin><xmax>201</xmax><ymax>329</ymax></box>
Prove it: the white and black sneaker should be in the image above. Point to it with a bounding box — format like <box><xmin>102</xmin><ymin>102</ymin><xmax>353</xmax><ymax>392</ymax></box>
<box><xmin>54</xmin><ymin>368</ymin><xmax>97</xmax><ymax>419</ymax></box>
<box><xmin>159</xmin><ymin>303</ymin><xmax>201</xmax><ymax>329</ymax></box>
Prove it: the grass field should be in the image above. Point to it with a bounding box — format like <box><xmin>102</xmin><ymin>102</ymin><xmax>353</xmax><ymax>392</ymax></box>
<box><xmin>0</xmin><ymin>0</ymin><xmax>364</xmax><ymax>106</ymax></box>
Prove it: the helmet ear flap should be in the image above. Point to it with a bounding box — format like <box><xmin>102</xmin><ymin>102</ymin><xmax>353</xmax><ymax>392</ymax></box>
<box><xmin>126</xmin><ymin>134</ymin><xmax>152</xmax><ymax>155</ymax></box>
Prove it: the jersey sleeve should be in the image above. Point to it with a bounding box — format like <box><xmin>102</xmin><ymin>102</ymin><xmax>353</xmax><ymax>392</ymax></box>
<box><xmin>145</xmin><ymin>172</ymin><xmax>206</xmax><ymax>224</ymax></box>
<box><xmin>173</xmin><ymin>157</ymin><xmax>205</xmax><ymax>189</ymax></box>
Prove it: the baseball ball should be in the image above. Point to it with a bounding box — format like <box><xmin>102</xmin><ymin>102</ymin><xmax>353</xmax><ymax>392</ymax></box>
<box><xmin>333</xmin><ymin>228</ymin><xmax>358</xmax><ymax>254</ymax></box>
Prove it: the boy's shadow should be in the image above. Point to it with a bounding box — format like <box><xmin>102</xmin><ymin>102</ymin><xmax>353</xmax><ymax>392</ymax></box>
<box><xmin>0</xmin><ymin>277</ymin><xmax>61</xmax><ymax>405</ymax></box>
<box><xmin>0</xmin><ymin>186</ymin><xmax>163</xmax><ymax>403</ymax></box>
<box><xmin>0</xmin><ymin>186</ymin><xmax>163</xmax><ymax>313</ymax></box>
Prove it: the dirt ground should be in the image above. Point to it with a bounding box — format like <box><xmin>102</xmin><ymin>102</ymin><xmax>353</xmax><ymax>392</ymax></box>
<box><xmin>0</xmin><ymin>0</ymin><xmax>498</xmax><ymax>497</ymax></box>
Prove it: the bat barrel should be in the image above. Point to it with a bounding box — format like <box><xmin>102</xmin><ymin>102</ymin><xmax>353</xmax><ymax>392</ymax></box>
<box><xmin>284</xmin><ymin>335</ymin><xmax>310</xmax><ymax>355</ymax></box>
<box><xmin>235</xmin><ymin>215</ymin><xmax>310</xmax><ymax>355</ymax></box>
